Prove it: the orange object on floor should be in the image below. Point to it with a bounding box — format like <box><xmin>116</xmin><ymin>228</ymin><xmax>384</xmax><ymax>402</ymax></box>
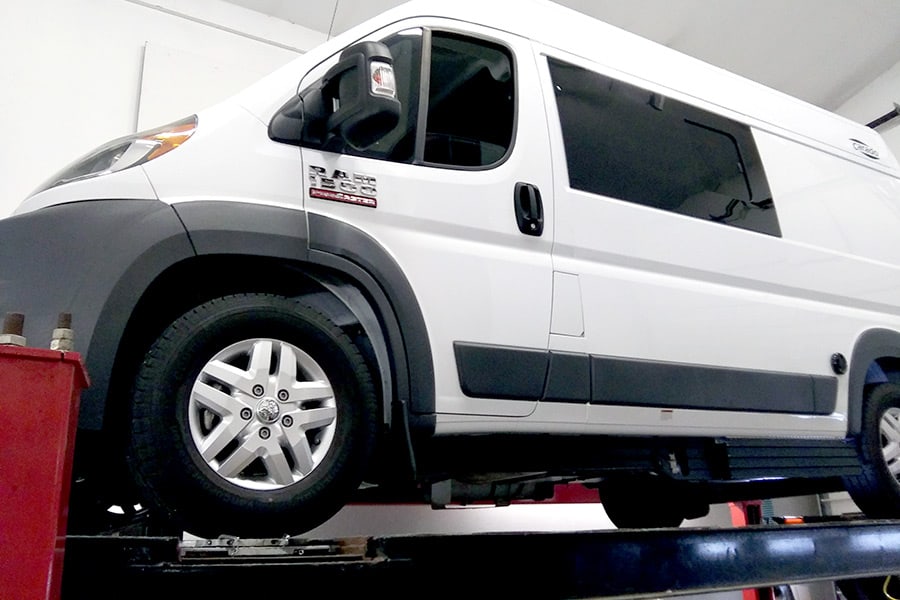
<box><xmin>0</xmin><ymin>346</ymin><xmax>88</xmax><ymax>600</ymax></box>
<box><xmin>730</xmin><ymin>500</ymin><xmax>771</xmax><ymax>600</ymax></box>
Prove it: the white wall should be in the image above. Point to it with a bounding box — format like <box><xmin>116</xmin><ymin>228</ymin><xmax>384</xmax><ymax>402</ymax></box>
<box><xmin>0</xmin><ymin>0</ymin><xmax>321</xmax><ymax>218</ymax></box>
<box><xmin>837</xmin><ymin>58</ymin><xmax>900</xmax><ymax>157</ymax></box>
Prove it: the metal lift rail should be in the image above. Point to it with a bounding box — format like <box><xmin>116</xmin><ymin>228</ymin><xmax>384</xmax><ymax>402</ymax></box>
<box><xmin>62</xmin><ymin>520</ymin><xmax>900</xmax><ymax>599</ymax></box>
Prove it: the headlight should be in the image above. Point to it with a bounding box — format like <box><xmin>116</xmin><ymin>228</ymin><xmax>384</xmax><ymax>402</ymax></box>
<box><xmin>33</xmin><ymin>115</ymin><xmax>197</xmax><ymax>194</ymax></box>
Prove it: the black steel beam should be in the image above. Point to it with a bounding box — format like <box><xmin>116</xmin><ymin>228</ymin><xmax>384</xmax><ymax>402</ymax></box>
<box><xmin>62</xmin><ymin>522</ymin><xmax>900</xmax><ymax>599</ymax></box>
<box><xmin>867</xmin><ymin>103</ymin><xmax>900</xmax><ymax>129</ymax></box>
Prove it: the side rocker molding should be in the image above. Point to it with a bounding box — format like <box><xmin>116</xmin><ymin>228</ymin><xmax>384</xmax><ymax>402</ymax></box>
<box><xmin>454</xmin><ymin>342</ymin><xmax>837</xmax><ymax>414</ymax></box>
<box><xmin>849</xmin><ymin>328</ymin><xmax>900</xmax><ymax>435</ymax></box>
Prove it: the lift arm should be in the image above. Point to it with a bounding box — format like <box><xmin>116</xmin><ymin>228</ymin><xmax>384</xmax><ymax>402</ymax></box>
<box><xmin>63</xmin><ymin>521</ymin><xmax>900</xmax><ymax>598</ymax></box>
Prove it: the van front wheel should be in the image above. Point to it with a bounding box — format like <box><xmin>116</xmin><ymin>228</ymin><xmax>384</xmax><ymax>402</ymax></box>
<box><xmin>127</xmin><ymin>294</ymin><xmax>378</xmax><ymax>538</ymax></box>
<box><xmin>845</xmin><ymin>383</ymin><xmax>900</xmax><ymax>518</ymax></box>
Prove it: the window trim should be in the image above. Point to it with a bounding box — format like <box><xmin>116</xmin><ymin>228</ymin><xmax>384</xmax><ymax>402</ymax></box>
<box><xmin>412</xmin><ymin>28</ymin><xmax>433</xmax><ymax>163</ymax></box>
<box><xmin>684</xmin><ymin>119</ymin><xmax>754</xmax><ymax>201</ymax></box>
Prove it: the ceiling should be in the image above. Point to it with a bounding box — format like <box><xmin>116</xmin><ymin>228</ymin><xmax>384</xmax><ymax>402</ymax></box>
<box><xmin>224</xmin><ymin>0</ymin><xmax>900</xmax><ymax>115</ymax></box>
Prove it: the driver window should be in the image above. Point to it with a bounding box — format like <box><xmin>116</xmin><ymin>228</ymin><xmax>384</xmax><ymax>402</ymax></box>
<box><xmin>302</xmin><ymin>28</ymin><xmax>515</xmax><ymax>169</ymax></box>
<box><xmin>423</xmin><ymin>33</ymin><xmax>514</xmax><ymax>168</ymax></box>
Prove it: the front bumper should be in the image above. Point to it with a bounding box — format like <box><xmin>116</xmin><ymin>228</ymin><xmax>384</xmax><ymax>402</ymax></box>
<box><xmin>0</xmin><ymin>199</ymin><xmax>194</xmax><ymax>428</ymax></box>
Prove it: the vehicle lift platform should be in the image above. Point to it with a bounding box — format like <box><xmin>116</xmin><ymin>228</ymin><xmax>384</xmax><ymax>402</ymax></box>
<box><xmin>4</xmin><ymin>320</ymin><xmax>900</xmax><ymax>599</ymax></box>
<box><xmin>60</xmin><ymin>520</ymin><xmax>900</xmax><ymax>598</ymax></box>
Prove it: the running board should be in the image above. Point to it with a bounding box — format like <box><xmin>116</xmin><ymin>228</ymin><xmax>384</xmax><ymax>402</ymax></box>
<box><xmin>719</xmin><ymin>438</ymin><xmax>861</xmax><ymax>479</ymax></box>
<box><xmin>418</xmin><ymin>434</ymin><xmax>861</xmax><ymax>482</ymax></box>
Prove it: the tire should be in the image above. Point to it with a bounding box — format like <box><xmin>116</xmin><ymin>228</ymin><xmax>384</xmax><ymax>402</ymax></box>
<box><xmin>599</xmin><ymin>478</ymin><xmax>708</xmax><ymax>529</ymax></box>
<box><xmin>126</xmin><ymin>294</ymin><xmax>378</xmax><ymax>538</ymax></box>
<box><xmin>844</xmin><ymin>383</ymin><xmax>900</xmax><ymax>518</ymax></box>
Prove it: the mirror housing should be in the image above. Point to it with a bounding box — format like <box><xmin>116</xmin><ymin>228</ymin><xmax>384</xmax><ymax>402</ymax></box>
<box><xmin>270</xmin><ymin>41</ymin><xmax>401</xmax><ymax>150</ymax></box>
<box><xmin>322</xmin><ymin>41</ymin><xmax>401</xmax><ymax>150</ymax></box>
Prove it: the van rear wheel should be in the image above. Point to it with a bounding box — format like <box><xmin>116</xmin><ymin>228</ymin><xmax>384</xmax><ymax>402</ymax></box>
<box><xmin>845</xmin><ymin>383</ymin><xmax>900</xmax><ymax>518</ymax></box>
<box><xmin>126</xmin><ymin>294</ymin><xmax>378</xmax><ymax>538</ymax></box>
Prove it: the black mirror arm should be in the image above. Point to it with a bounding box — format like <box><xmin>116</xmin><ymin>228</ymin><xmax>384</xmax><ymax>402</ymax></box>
<box><xmin>268</xmin><ymin>95</ymin><xmax>305</xmax><ymax>146</ymax></box>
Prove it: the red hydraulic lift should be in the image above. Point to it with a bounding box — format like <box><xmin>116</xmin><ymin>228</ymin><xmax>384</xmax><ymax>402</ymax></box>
<box><xmin>0</xmin><ymin>314</ymin><xmax>88</xmax><ymax>600</ymax></box>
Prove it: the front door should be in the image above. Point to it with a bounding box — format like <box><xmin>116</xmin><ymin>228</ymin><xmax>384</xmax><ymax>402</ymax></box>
<box><xmin>300</xmin><ymin>23</ymin><xmax>555</xmax><ymax>417</ymax></box>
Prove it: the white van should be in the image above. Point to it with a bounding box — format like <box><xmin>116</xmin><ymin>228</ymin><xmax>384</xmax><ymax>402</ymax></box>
<box><xmin>4</xmin><ymin>0</ymin><xmax>900</xmax><ymax>536</ymax></box>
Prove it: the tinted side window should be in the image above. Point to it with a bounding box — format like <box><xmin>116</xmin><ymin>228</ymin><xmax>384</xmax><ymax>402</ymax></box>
<box><xmin>549</xmin><ymin>58</ymin><xmax>780</xmax><ymax>236</ymax></box>
<box><xmin>424</xmin><ymin>33</ymin><xmax>514</xmax><ymax>167</ymax></box>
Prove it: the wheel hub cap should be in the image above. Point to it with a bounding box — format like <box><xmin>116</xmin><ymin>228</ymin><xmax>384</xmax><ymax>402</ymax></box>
<box><xmin>880</xmin><ymin>406</ymin><xmax>900</xmax><ymax>481</ymax></box>
<box><xmin>187</xmin><ymin>338</ymin><xmax>338</xmax><ymax>491</ymax></box>
<box><xmin>256</xmin><ymin>398</ymin><xmax>280</xmax><ymax>423</ymax></box>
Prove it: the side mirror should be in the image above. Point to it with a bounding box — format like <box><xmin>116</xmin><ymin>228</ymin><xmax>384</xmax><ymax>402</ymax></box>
<box><xmin>322</xmin><ymin>41</ymin><xmax>401</xmax><ymax>150</ymax></box>
<box><xmin>269</xmin><ymin>41</ymin><xmax>401</xmax><ymax>150</ymax></box>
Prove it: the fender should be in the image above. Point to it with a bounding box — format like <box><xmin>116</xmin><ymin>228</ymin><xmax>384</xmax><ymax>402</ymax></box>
<box><xmin>849</xmin><ymin>328</ymin><xmax>900</xmax><ymax>435</ymax></box>
<box><xmin>173</xmin><ymin>202</ymin><xmax>435</xmax><ymax>424</ymax></box>
<box><xmin>55</xmin><ymin>199</ymin><xmax>434</xmax><ymax>437</ymax></box>
<box><xmin>14</xmin><ymin>200</ymin><xmax>196</xmax><ymax>430</ymax></box>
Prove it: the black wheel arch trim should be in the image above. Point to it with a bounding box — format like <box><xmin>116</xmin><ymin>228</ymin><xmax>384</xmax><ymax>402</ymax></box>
<box><xmin>0</xmin><ymin>200</ymin><xmax>195</xmax><ymax>431</ymax></box>
<box><xmin>849</xmin><ymin>328</ymin><xmax>900</xmax><ymax>435</ymax></box>
<box><xmin>173</xmin><ymin>201</ymin><xmax>309</xmax><ymax>262</ymax></box>
<box><xmin>306</xmin><ymin>213</ymin><xmax>435</xmax><ymax>418</ymax></box>
<box><xmin>74</xmin><ymin>199</ymin><xmax>434</xmax><ymax>451</ymax></box>
<box><xmin>55</xmin><ymin>200</ymin><xmax>197</xmax><ymax>429</ymax></box>
<box><xmin>172</xmin><ymin>202</ymin><xmax>435</xmax><ymax>421</ymax></box>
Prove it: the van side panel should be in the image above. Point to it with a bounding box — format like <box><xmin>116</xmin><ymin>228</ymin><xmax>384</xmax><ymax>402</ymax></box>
<box><xmin>536</xmin><ymin>46</ymin><xmax>900</xmax><ymax>441</ymax></box>
<box><xmin>753</xmin><ymin>129</ymin><xmax>900</xmax><ymax>265</ymax></box>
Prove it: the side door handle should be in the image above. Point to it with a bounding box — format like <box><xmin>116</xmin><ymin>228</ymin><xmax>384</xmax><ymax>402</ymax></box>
<box><xmin>514</xmin><ymin>182</ymin><xmax>544</xmax><ymax>237</ymax></box>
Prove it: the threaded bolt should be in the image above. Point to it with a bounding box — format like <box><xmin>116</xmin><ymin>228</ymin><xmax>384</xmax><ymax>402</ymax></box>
<box><xmin>56</xmin><ymin>312</ymin><xmax>72</xmax><ymax>329</ymax></box>
<box><xmin>50</xmin><ymin>312</ymin><xmax>74</xmax><ymax>351</ymax></box>
<box><xmin>3</xmin><ymin>313</ymin><xmax>25</xmax><ymax>336</ymax></box>
<box><xmin>0</xmin><ymin>313</ymin><xmax>26</xmax><ymax>347</ymax></box>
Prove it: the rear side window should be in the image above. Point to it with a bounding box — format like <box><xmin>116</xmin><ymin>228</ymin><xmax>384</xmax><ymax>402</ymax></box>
<box><xmin>548</xmin><ymin>58</ymin><xmax>780</xmax><ymax>236</ymax></box>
